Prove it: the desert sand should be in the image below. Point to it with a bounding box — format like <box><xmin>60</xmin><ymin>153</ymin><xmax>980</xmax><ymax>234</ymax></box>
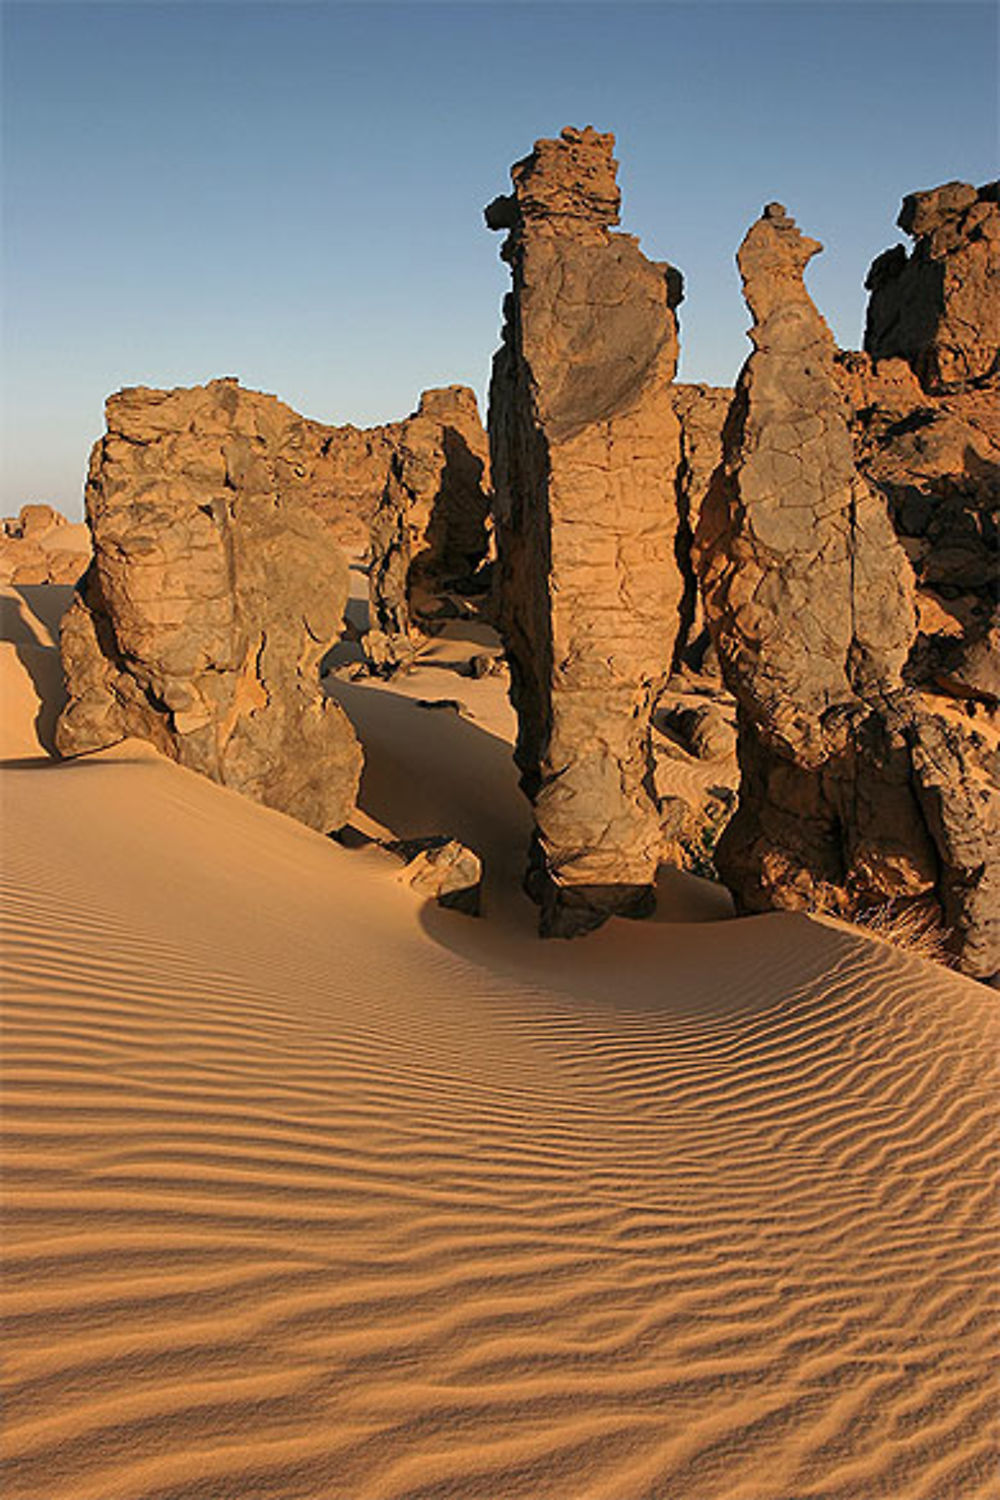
<box><xmin>2</xmin><ymin>576</ymin><xmax>997</xmax><ymax>1500</ymax></box>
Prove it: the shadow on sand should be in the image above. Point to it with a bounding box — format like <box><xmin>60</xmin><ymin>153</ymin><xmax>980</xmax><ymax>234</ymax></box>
<box><xmin>322</xmin><ymin>673</ymin><xmax>876</xmax><ymax>1024</ymax></box>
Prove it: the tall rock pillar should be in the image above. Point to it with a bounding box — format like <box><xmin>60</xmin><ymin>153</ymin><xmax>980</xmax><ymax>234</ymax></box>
<box><xmin>486</xmin><ymin>126</ymin><xmax>685</xmax><ymax>936</ymax></box>
<box><xmin>696</xmin><ymin>204</ymin><xmax>1000</xmax><ymax>982</ymax></box>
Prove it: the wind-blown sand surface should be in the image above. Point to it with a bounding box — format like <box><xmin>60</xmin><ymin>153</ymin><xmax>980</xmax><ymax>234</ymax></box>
<box><xmin>2</xmin><ymin>580</ymin><xmax>997</xmax><ymax>1500</ymax></box>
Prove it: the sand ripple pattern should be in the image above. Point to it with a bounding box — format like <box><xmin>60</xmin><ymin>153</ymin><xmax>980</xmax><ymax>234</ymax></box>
<box><xmin>2</xmin><ymin>756</ymin><xmax>998</xmax><ymax>1500</ymax></box>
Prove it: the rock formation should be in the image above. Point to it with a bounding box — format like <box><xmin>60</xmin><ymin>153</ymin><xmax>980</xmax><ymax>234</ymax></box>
<box><xmin>57</xmin><ymin>379</ymin><xmax>362</xmax><ymax>832</ymax></box>
<box><xmin>864</xmin><ymin>180</ymin><xmax>999</xmax><ymax>392</ymax></box>
<box><xmin>233</xmin><ymin>385</ymin><xmax>489</xmax><ymax>576</ymax></box>
<box><xmin>1</xmin><ymin>503</ymin><xmax>90</xmax><ymax>585</ymax></box>
<box><xmin>670</xmin><ymin>384</ymin><xmax>733</xmax><ymax>672</ymax></box>
<box><xmin>839</xmin><ymin>351</ymin><xmax>998</xmax><ymax>706</ymax></box>
<box><xmin>696</xmin><ymin>203</ymin><xmax>999</xmax><ymax>982</ymax></box>
<box><xmin>366</xmin><ymin>386</ymin><xmax>491</xmax><ymax>669</ymax></box>
<box><xmin>390</xmin><ymin>835</ymin><xmax>483</xmax><ymax>916</ymax></box>
<box><xmin>486</xmin><ymin>126</ymin><xmax>685</xmax><ymax>935</ymax></box>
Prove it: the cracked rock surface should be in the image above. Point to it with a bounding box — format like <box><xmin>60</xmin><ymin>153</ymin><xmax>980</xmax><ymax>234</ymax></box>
<box><xmin>695</xmin><ymin>204</ymin><xmax>999</xmax><ymax>982</ymax></box>
<box><xmin>56</xmin><ymin>379</ymin><xmax>362</xmax><ymax>832</ymax></box>
<box><xmin>487</xmin><ymin>126</ymin><xmax>685</xmax><ymax>935</ymax></box>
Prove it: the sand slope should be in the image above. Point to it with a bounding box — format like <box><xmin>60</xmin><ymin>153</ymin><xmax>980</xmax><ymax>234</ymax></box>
<box><xmin>1</xmin><ymin>585</ymin><xmax>997</xmax><ymax>1500</ymax></box>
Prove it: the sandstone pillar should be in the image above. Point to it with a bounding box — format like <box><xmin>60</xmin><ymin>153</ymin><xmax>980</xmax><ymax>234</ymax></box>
<box><xmin>486</xmin><ymin>126</ymin><xmax>684</xmax><ymax>935</ymax></box>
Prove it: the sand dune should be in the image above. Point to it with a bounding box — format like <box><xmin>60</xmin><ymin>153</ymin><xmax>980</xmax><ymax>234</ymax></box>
<box><xmin>2</xmin><ymin>585</ymin><xmax>997</xmax><ymax>1500</ymax></box>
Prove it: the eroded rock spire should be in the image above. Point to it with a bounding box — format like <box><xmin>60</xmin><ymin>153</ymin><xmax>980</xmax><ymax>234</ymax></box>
<box><xmin>486</xmin><ymin>126</ymin><xmax>685</xmax><ymax>935</ymax></box>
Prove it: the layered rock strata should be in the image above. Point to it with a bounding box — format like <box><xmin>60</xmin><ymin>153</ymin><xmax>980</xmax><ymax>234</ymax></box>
<box><xmin>487</xmin><ymin>126</ymin><xmax>685</xmax><ymax>935</ymax></box>
<box><xmin>367</xmin><ymin>386</ymin><xmax>491</xmax><ymax>667</ymax></box>
<box><xmin>864</xmin><ymin>180</ymin><xmax>999</xmax><ymax>392</ymax></box>
<box><xmin>696</xmin><ymin>203</ymin><xmax>1000</xmax><ymax>982</ymax></box>
<box><xmin>57</xmin><ymin>379</ymin><xmax>362</xmax><ymax>832</ymax></box>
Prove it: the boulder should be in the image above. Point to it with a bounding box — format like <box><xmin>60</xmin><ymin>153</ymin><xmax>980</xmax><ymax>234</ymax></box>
<box><xmin>0</xmin><ymin>503</ymin><xmax>90</xmax><ymax>586</ymax></box>
<box><xmin>57</xmin><ymin>379</ymin><xmax>362</xmax><ymax>832</ymax></box>
<box><xmin>388</xmin><ymin>835</ymin><xmax>483</xmax><ymax>915</ymax></box>
<box><xmin>487</xmin><ymin>126</ymin><xmax>685</xmax><ymax>935</ymax></box>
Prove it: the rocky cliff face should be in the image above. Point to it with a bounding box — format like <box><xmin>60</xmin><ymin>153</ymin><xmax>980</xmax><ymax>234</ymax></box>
<box><xmin>864</xmin><ymin>180</ymin><xmax>999</xmax><ymax>393</ymax></box>
<box><xmin>57</xmin><ymin>379</ymin><xmax>363</xmax><ymax>832</ymax></box>
<box><xmin>486</xmin><ymin>126</ymin><xmax>685</xmax><ymax>935</ymax></box>
<box><xmin>696</xmin><ymin>203</ymin><xmax>999</xmax><ymax>982</ymax></box>
<box><xmin>367</xmin><ymin>385</ymin><xmax>490</xmax><ymax>665</ymax></box>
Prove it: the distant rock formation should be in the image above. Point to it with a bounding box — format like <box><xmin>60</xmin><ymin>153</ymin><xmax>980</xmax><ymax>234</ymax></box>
<box><xmin>670</xmin><ymin>384</ymin><xmax>733</xmax><ymax>673</ymax></box>
<box><xmin>366</xmin><ymin>386</ymin><xmax>490</xmax><ymax>670</ymax></box>
<box><xmin>695</xmin><ymin>202</ymin><xmax>999</xmax><ymax>982</ymax></box>
<box><xmin>0</xmin><ymin>503</ymin><xmax>90</xmax><ymax>586</ymax></box>
<box><xmin>864</xmin><ymin>180</ymin><xmax>999</xmax><ymax>392</ymax></box>
<box><xmin>57</xmin><ymin>380</ymin><xmax>362</xmax><ymax>832</ymax></box>
<box><xmin>486</xmin><ymin>126</ymin><xmax>685</xmax><ymax>935</ymax></box>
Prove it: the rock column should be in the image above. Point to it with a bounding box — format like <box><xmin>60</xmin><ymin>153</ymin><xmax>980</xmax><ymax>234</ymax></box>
<box><xmin>695</xmin><ymin>206</ymin><xmax>931</xmax><ymax>914</ymax></box>
<box><xmin>486</xmin><ymin>126</ymin><xmax>685</xmax><ymax>935</ymax></box>
<box><xmin>696</xmin><ymin>204</ymin><xmax>999</xmax><ymax>982</ymax></box>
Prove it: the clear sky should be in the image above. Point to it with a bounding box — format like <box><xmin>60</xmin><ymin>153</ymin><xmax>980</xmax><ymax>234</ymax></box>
<box><xmin>2</xmin><ymin>1</ymin><xmax>997</xmax><ymax>516</ymax></box>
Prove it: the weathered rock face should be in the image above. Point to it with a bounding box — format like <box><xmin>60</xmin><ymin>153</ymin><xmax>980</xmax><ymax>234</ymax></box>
<box><xmin>0</xmin><ymin>503</ymin><xmax>91</xmax><ymax>585</ymax></box>
<box><xmin>864</xmin><ymin>180</ymin><xmax>999</xmax><ymax>392</ymax></box>
<box><xmin>300</xmin><ymin>417</ymin><xmax>401</xmax><ymax>551</ymax></box>
<box><xmin>697</xmin><ymin>203</ymin><xmax>999</xmax><ymax>981</ymax></box>
<box><xmin>487</xmin><ymin>126</ymin><xmax>685</xmax><ymax>935</ymax></box>
<box><xmin>670</xmin><ymin>384</ymin><xmax>732</xmax><ymax>672</ymax></box>
<box><xmin>367</xmin><ymin>385</ymin><xmax>490</xmax><ymax>661</ymax></box>
<box><xmin>698</xmin><ymin>204</ymin><xmax>917</xmax><ymax>760</ymax></box>
<box><xmin>57</xmin><ymin>379</ymin><xmax>363</xmax><ymax>832</ymax></box>
<box><xmin>838</xmin><ymin>352</ymin><xmax>999</xmax><ymax>706</ymax></box>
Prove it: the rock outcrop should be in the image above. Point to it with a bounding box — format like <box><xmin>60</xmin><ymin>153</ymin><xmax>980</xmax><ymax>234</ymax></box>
<box><xmin>864</xmin><ymin>180</ymin><xmax>999</xmax><ymax>392</ymax></box>
<box><xmin>697</xmin><ymin>202</ymin><xmax>999</xmax><ymax>981</ymax></box>
<box><xmin>57</xmin><ymin>379</ymin><xmax>362</xmax><ymax>832</ymax></box>
<box><xmin>1</xmin><ymin>504</ymin><xmax>90</xmax><ymax>585</ymax></box>
<box><xmin>486</xmin><ymin>126</ymin><xmax>685</xmax><ymax>935</ymax></box>
<box><xmin>389</xmin><ymin>835</ymin><xmax>483</xmax><ymax>915</ymax></box>
<box><xmin>367</xmin><ymin>386</ymin><xmax>490</xmax><ymax>668</ymax></box>
<box><xmin>670</xmin><ymin>384</ymin><xmax>733</xmax><ymax>672</ymax></box>
<box><xmin>839</xmin><ymin>352</ymin><xmax>998</xmax><ymax>697</ymax></box>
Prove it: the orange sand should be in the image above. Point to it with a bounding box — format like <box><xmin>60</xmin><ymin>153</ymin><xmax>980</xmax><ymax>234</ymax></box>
<box><xmin>1</xmin><ymin>580</ymin><xmax>997</xmax><ymax>1500</ymax></box>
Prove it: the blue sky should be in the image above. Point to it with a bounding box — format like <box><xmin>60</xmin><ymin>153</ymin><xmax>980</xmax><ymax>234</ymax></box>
<box><xmin>3</xmin><ymin>1</ymin><xmax>997</xmax><ymax>515</ymax></box>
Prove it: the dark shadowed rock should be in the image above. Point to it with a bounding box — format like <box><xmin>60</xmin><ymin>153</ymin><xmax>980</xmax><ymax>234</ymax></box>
<box><xmin>487</xmin><ymin>125</ymin><xmax>685</xmax><ymax>936</ymax></box>
<box><xmin>367</xmin><ymin>385</ymin><xmax>491</xmax><ymax>661</ymax></box>
<box><xmin>670</xmin><ymin>384</ymin><xmax>733</xmax><ymax>673</ymax></box>
<box><xmin>837</xmin><ymin>351</ymin><xmax>999</xmax><ymax>709</ymax></box>
<box><xmin>57</xmin><ymin>379</ymin><xmax>362</xmax><ymax>832</ymax></box>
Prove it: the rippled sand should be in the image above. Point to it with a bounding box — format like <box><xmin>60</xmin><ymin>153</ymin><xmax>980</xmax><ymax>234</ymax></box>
<box><xmin>2</xmin><ymin>582</ymin><xmax>996</xmax><ymax>1500</ymax></box>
